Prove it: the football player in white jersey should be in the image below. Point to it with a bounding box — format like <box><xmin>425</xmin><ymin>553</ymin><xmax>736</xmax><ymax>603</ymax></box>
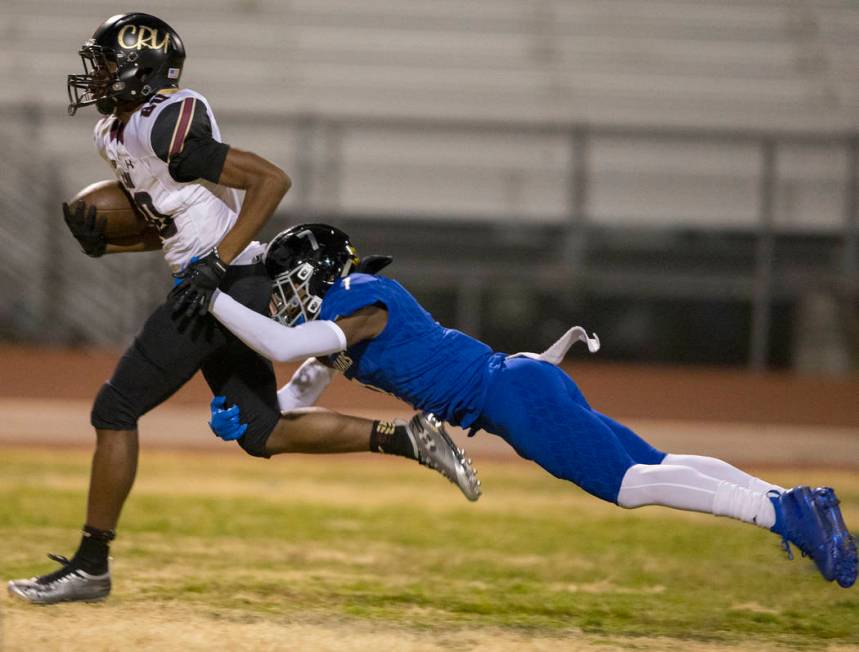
<box><xmin>8</xmin><ymin>13</ymin><xmax>479</xmax><ymax>605</ymax></box>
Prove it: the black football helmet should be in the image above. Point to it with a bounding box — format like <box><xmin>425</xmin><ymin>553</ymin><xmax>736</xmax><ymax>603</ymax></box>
<box><xmin>264</xmin><ymin>224</ymin><xmax>361</xmax><ymax>326</ymax></box>
<box><xmin>67</xmin><ymin>13</ymin><xmax>186</xmax><ymax>116</ymax></box>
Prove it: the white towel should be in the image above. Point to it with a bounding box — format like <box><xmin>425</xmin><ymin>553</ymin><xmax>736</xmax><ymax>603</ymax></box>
<box><xmin>508</xmin><ymin>326</ymin><xmax>600</xmax><ymax>366</ymax></box>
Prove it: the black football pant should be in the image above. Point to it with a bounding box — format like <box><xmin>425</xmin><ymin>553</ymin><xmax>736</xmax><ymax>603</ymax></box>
<box><xmin>91</xmin><ymin>262</ymin><xmax>280</xmax><ymax>457</ymax></box>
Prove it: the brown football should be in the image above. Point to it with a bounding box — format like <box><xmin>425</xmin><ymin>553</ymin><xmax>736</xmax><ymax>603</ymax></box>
<box><xmin>68</xmin><ymin>180</ymin><xmax>149</xmax><ymax>242</ymax></box>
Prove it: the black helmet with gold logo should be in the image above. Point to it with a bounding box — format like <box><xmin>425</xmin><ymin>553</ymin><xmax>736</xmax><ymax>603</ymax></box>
<box><xmin>67</xmin><ymin>13</ymin><xmax>186</xmax><ymax>116</ymax></box>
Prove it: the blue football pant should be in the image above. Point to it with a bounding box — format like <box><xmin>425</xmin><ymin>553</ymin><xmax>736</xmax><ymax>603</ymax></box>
<box><xmin>475</xmin><ymin>356</ymin><xmax>666</xmax><ymax>503</ymax></box>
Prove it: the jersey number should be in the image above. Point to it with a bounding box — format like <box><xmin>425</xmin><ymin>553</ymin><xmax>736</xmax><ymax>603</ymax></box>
<box><xmin>133</xmin><ymin>192</ymin><xmax>177</xmax><ymax>239</ymax></box>
<box><xmin>140</xmin><ymin>93</ymin><xmax>169</xmax><ymax>118</ymax></box>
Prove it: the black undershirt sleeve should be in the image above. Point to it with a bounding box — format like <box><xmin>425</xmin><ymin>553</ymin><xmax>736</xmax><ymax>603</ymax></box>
<box><xmin>169</xmin><ymin>138</ymin><xmax>230</xmax><ymax>184</ymax></box>
<box><xmin>150</xmin><ymin>99</ymin><xmax>230</xmax><ymax>184</ymax></box>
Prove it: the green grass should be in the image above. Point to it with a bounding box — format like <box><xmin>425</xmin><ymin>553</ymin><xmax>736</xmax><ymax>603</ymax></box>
<box><xmin>1</xmin><ymin>448</ymin><xmax>857</xmax><ymax>650</ymax></box>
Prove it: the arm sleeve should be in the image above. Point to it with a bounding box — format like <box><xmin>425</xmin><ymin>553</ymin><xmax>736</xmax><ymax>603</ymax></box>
<box><xmin>277</xmin><ymin>358</ymin><xmax>335</xmax><ymax>412</ymax></box>
<box><xmin>210</xmin><ymin>290</ymin><xmax>347</xmax><ymax>363</ymax></box>
<box><xmin>150</xmin><ymin>97</ymin><xmax>230</xmax><ymax>183</ymax></box>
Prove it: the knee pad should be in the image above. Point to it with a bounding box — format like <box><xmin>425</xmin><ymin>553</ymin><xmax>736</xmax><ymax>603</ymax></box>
<box><xmin>91</xmin><ymin>382</ymin><xmax>140</xmax><ymax>431</ymax></box>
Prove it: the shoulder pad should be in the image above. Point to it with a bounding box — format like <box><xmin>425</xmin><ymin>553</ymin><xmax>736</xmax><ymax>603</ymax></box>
<box><xmin>149</xmin><ymin>94</ymin><xmax>214</xmax><ymax>162</ymax></box>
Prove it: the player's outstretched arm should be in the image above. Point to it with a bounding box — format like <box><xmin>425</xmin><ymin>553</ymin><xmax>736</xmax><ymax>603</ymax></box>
<box><xmin>209</xmin><ymin>289</ymin><xmax>387</xmax><ymax>361</ymax></box>
<box><xmin>209</xmin><ymin>289</ymin><xmax>346</xmax><ymax>362</ymax></box>
<box><xmin>214</xmin><ymin>147</ymin><xmax>291</xmax><ymax>264</ymax></box>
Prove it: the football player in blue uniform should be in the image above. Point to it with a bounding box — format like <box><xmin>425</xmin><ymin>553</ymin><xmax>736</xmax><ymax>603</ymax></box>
<box><xmin>207</xmin><ymin>223</ymin><xmax>857</xmax><ymax>589</ymax></box>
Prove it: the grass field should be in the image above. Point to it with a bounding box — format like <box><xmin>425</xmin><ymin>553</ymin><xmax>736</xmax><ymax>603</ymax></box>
<box><xmin>0</xmin><ymin>447</ymin><xmax>857</xmax><ymax>651</ymax></box>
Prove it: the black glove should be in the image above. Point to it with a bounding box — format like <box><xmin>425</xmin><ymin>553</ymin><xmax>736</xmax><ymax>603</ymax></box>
<box><xmin>63</xmin><ymin>202</ymin><xmax>107</xmax><ymax>258</ymax></box>
<box><xmin>356</xmin><ymin>254</ymin><xmax>393</xmax><ymax>275</ymax></box>
<box><xmin>169</xmin><ymin>250</ymin><xmax>227</xmax><ymax>318</ymax></box>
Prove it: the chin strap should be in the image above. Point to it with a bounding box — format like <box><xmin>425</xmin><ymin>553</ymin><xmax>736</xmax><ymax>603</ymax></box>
<box><xmin>96</xmin><ymin>96</ymin><xmax>118</xmax><ymax>115</ymax></box>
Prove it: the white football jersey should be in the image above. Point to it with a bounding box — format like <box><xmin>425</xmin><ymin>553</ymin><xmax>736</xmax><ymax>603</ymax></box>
<box><xmin>93</xmin><ymin>88</ymin><xmax>243</xmax><ymax>272</ymax></box>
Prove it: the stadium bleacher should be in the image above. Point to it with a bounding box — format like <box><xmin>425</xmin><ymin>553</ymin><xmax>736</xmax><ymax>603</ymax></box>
<box><xmin>3</xmin><ymin>0</ymin><xmax>857</xmax><ymax>125</ymax></box>
<box><xmin>0</xmin><ymin>1</ymin><xmax>855</xmax><ymax>362</ymax></box>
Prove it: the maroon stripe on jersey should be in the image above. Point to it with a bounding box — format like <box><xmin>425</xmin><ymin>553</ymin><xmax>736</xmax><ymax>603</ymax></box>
<box><xmin>168</xmin><ymin>97</ymin><xmax>196</xmax><ymax>160</ymax></box>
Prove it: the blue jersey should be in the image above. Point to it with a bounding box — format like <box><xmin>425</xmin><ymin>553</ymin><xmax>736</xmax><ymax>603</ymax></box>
<box><xmin>319</xmin><ymin>274</ymin><xmax>504</xmax><ymax>428</ymax></box>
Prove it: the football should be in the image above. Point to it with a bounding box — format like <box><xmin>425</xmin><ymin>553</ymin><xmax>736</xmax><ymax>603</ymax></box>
<box><xmin>68</xmin><ymin>180</ymin><xmax>149</xmax><ymax>242</ymax></box>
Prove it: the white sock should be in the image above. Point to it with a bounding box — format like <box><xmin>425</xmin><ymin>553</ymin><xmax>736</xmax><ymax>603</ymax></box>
<box><xmin>662</xmin><ymin>453</ymin><xmax>784</xmax><ymax>494</ymax></box>
<box><xmin>617</xmin><ymin>464</ymin><xmax>776</xmax><ymax>529</ymax></box>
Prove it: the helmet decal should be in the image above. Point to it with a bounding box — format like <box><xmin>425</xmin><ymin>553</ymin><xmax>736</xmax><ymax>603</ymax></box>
<box><xmin>117</xmin><ymin>25</ymin><xmax>171</xmax><ymax>52</ymax></box>
<box><xmin>294</xmin><ymin>229</ymin><xmax>320</xmax><ymax>251</ymax></box>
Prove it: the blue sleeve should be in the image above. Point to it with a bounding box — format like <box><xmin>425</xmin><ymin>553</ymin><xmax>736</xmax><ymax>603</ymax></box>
<box><xmin>319</xmin><ymin>274</ymin><xmax>388</xmax><ymax>322</ymax></box>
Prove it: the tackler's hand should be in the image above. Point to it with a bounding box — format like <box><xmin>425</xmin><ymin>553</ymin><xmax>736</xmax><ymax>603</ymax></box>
<box><xmin>169</xmin><ymin>250</ymin><xmax>227</xmax><ymax>318</ymax></box>
<box><xmin>63</xmin><ymin>201</ymin><xmax>107</xmax><ymax>258</ymax></box>
<box><xmin>209</xmin><ymin>396</ymin><xmax>248</xmax><ymax>441</ymax></box>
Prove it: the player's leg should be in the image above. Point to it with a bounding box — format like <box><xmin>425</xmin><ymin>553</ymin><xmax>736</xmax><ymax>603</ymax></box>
<box><xmin>201</xmin><ymin>343</ymin><xmax>377</xmax><ymax>458</ymax></box>
<box><xmin>7</xmin><ymin>266</ymin><xmax>258</xmax><ymax>605</ymax></box>
<box><xmin>592</xmin><ymin>410</ymin><xmax>785</xmax><ymax>493</ymax></box>
<box><xmin>478</xmin><ymin>358</ymin><xmax>856</xmax><ymax>585</ymax></box>
<box><xmin>206</xmin><ymin>353</ymin><xmax>482</xmax><ymax>498</ymax></box>
<box><xmin>660</xmin><ymin>454</ymin><xmax>784</xmax><ymax>493</ymax></box>
<box><xmin>618</xmin><ymin>462</ymin><xmax>857</xmax><ymax>586</ymax></box>
<box><xmin>85</xmin><ymin>429</ymin><xmax>139</xmax><ymax>532</ymax></box>
<box><xmin>555</xmin><ymin>368</ymin><xmax>785</xmax><ymax>510</ymax></box>
<box><xmin>260</xmin><ymin>409</ymin><xmax>481</xmax><ymax>500</ymax></box>
<box><xmin>588</xmin><ymin>409</ymin><xmax>785</xmax><ymax>529</ymax></box>
<box><xmin>479</xmin><ymin>358</ymin><xmax>856</xmax><ymax>585</ymax></box>
<box><xmin>478</xmin><ymin>357</ymin><xmax>637</xmax><ymax>502</ymax></box>
<box><xmin>588</xmin><ymin>395</ymin><xmax>853</xmax><ymax>585</ymax></box>
<box><xmin>264</xmin><ymin>408</ymin><xmax>375</xmax><ymax>453</ymax></box>
<box><xmin>483</xmin><ymin>358</ymin><xmax>798</xmax><ymax>528</ymax></box>
<box><xmin>199</xmin><ymin>304</ymin><xmax>391</xmax><ymax>459</ymax></box>
<box><xmin>616</xmin><ymin>463</ymin><xmax>776</xmax><ymax>527</ymax></box>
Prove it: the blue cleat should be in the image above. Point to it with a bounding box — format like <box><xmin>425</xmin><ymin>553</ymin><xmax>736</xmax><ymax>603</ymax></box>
<box><xmin>769</xmin><ymin>486</ymin><xmax>856</xmax><ymax>587</ymax></box>
<box><xmin>813</xmin><ymin>487</ymin><xmax>857</xmax><ymax>589</ymax></box>
<box><xmin>769</xmin><ymin>487</ymin><xmax>829</xmax><ymax>576</ymax></box>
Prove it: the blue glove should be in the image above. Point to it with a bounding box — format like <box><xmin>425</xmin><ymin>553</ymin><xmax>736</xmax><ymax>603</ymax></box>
<box><xmin>209</xmin><ymin>396</ymin><xmax>248</xmax><ymax>441</ymax></box>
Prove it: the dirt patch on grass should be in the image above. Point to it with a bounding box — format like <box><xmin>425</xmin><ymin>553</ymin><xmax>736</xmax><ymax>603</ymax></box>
<box><xmin>0</xmin><ymin>602</ymin><xmax>834</xmax><ymax>652</ymax></box>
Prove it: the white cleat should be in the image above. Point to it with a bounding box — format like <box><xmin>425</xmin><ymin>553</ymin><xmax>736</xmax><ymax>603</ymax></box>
<box><xmin>406</xmin><ymin>412</ymin><xmax>482</xmax><ymax>502</ymax></box>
